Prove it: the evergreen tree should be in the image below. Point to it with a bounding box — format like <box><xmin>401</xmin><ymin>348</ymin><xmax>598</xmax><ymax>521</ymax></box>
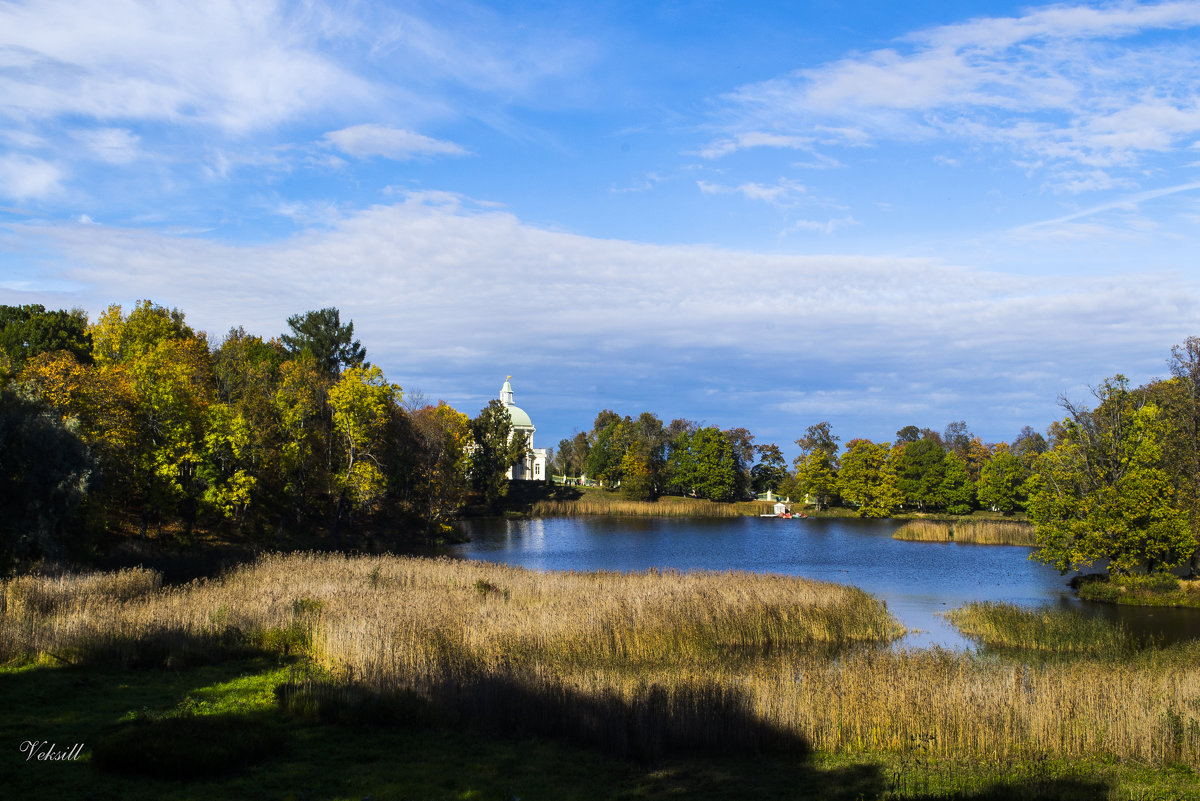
<box><xmin>468</xmin><ymin>400</ymin><xmax>529</xmax><ymax>508</ymax></box>
<box><xmin>281</xmin><ymin>307</ymin><xmax>366</xmax><ymax>378</ymax></box>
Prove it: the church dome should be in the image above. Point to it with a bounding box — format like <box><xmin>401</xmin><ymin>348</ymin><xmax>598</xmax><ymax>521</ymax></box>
<box><xmin>506</xmin><ymin>404</ymin><xmax>534</xmax><ymax>429</ymax></box>
<box><xmin>499</xmin><ymin>376</ymin><xmax>534</xmax><ymax>430</ymax></box>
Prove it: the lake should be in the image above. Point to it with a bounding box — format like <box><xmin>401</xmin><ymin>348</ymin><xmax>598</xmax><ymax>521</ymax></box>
<box><xmin>448</xmin><ymin>515</ymin><xmax>1200</xmax><ymax>649</ymax></box>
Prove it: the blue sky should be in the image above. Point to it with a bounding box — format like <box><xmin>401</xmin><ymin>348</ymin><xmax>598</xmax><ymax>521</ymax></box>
<box><xmin>3</xmin><ymin>0</ymin><xmax>1200</xmax><ymax>458</ymax></box>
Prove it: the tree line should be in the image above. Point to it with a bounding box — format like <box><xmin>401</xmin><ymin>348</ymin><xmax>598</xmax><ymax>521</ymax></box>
<box><xmin>0</xmin><ymin>301</ymin><xmax>529</xmax><ymax>562</ymax></box>
<box><xmin>552</xmin><ymin>341</ymin><xmax>1200</xmax><ymax>578</ymax></box>
<box><xmin>550</xmin><ymin>411</ymin><xmax>1043</xmax><ymax>515</ymax></box>
<box><xmin>4</xmin><ymin>300</ymin><xmax>1198</xmax><ymax>579</ymax></box>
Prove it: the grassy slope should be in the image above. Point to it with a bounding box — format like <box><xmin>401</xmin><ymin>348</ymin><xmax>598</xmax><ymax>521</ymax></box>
<box><xmin>6</xmin><ymin>657</ymin><xmax>1192</xmax><ymax>801</ymax></box>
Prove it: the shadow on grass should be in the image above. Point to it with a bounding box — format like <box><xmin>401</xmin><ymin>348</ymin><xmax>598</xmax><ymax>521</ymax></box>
<box><xmin>0</xmin><ymin>638</ymin><xmax>1124</xmax><ymax>800</ymax></box>
<box><xmin>90</xmin><ymin>712</ymin><xmax>288</xmax><ymax>779</ymax></box>
<box><xmin>281</xmin><ymin>670</ymin><xmax>806</xmax><ymax>763</ymax></box>
<box><xmin>900</xmin><ymin>779</ymin><xmax>1112</xmax><ymax>800</ymax></box>
<box><xmin>439</xmin><ymin>672</ymin><xmax>807</xmax><ymax>762</ymax></box>
<box><xmin>627</xmin><ymin>759</ymin><xmax>1111</xmax><ymax>801</ymax></box>
<box><xmin>26</xmin><ymin>622</ymin><xmax>314</xmax><ymax>672</ymax></box>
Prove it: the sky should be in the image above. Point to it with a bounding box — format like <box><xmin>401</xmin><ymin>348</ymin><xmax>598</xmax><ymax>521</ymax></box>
<box><xmin>3</xmin><ymin>0</ymin><xmax>1200</xmax><ymax>459</ymax></box>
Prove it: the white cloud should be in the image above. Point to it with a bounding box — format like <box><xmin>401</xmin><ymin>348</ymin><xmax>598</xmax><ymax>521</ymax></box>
<box><xmin>15</xmin><ymin>195</ymin><xmax>1196</xmax><ymax>377</ymax></box>
<box><xmin>1047</xmin><ymin>169</ymin><xmax>1132</xmax><ymax>195</ymax></box>
<box><xmin>0</xmin><ymin>0</ymin><xmax>373</xmax><ymax>133</ymax></box>
<box><xmin>9</xmin><ymin>194</ymin><xmax>1196</xmax><ymax>443</ymax></box>
<box><xmin>0</xmin><ymin>154</ymin><xmax>65</xmax><ymax>200</ymax></box>
<box><xmin>72</xmin><ymin>127</ymin><xmax>141</xmax><ymax>164</ymax></box>
<box><xmin>321</xmin><ymin>124</ymin><xmax>469</xmax><ymax>160</ymax></box>
<box><xmin>697</xmin><ymin>131</ymin><xmax>815</xmax><ymax>159</ymax></box>
<box><xmin>0</xmin><ymin>129</ymin><xmax>47</xmax><ymax>149</ymax></box>
<box><xmin>696</xmin><ymin>177</ymin><xmax>807</xmax><ymax>205</ymax></box>
<box><xmin>714</xmin><ymin>2</ymin><xmax>1200</xmax><ymax>184</ymax></box>
<box><xmin>610</xmin><ymin>173</ymin><xmax>665</xmax><ymax>193</ymax></box>
<box><xmin>785</xmin><ymin>216</ymin><xmax>859</xmax><ymax>235</ymax></box>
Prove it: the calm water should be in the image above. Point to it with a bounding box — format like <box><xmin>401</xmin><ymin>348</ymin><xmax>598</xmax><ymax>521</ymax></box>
<box><xmin>448</xmin><ymin>515</ymin><xmax>1200</xmax><ymax>649</ymax></box>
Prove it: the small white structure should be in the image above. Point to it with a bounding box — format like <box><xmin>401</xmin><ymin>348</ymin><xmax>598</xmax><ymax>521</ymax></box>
<box><xmin>499</xmin><ymin>376</ymin><xmax>548</xmax><ymax>481</ymax></box>
<box><xmin>773</xmin><ymin>501</ymin><xmax>789</xmax><ymax>516</ymax></box>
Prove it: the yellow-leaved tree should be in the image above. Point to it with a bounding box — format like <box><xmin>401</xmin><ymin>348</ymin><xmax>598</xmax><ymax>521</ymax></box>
<box><xmin>88</xmin><ymin>301</ymin><xmax>215</xmax><ymax>536</ymax></box>
<box><xmin>409</xmin><ymin>402</ymin><xmax>471</xmax><ymax>537</ymax></box>
<box><xmin>328</xmin><ymin>364</ymin><xmax>402</xmax><ymax>529</ymax></box>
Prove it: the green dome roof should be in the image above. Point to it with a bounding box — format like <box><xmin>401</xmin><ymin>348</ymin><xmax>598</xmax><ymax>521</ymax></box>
<box><xmin>499</xmin><ymin>376</ymin><xmax>534</xmax><ymax>429</ymax></box>
<box><xmin>506</xmin><ymin>404</ymin><xmax>533</xmax><ymax>429</ymax></box>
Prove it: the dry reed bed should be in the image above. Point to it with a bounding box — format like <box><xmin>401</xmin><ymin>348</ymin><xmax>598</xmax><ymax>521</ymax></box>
<box><xmin>893</xmin><ymin>520</ymin><xmax>1037</xmax><ymax>546</ymax></box>
<box><xmin>946</xmin><ymin>602</ymin><xmax>1143</xmax><ymax>655</ymax></box>
<box><xmin>3</xmin><ymin>554</ymin><xmax>1198</xmax><ymax>768</ymax></box>
<box><xmin>530</xmin><ymin>497</ymin><xmax>743</xmax><ymax>517</ymax></box>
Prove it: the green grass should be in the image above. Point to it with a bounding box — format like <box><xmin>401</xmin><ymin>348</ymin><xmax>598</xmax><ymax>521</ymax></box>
<box><xmin>4</xmin><ymin>656</ymin><xmax>1197</xmax><ymax>800</ymax></box>
<box><xmin>1072</xmin><ymin>573</ymin><xmax>1200</xmax><ymax>608</ymax></box>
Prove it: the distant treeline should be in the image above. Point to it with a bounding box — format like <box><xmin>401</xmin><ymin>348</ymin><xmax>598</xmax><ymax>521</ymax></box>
<box><xmin>550</xmin><ymin>410</ymin><xmax>1046</xmax><ymax>515</ymax></box>
<box><xmin>553</xmin><ymin>342</ymin><xmax>1200</xmax><ymax>578</ymax></box>
<box><xmin>0</xmin><ymin>301</ymin><xmax>528</xmax><ymax>563</ymax></box>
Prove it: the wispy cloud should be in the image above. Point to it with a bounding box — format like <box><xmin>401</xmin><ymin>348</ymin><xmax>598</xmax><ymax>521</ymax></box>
<box><xmin>785</xmin><ymin>216</ymin><xmax>859</xmax><ymax>235</ymax></box>
<box><xmin>321</xmin><ymin>125</ymin><xmax>470</xmax><ymax>160</ymax></box>
<box><xmin>0</xmin><ymin>0</ymin><xmax>372</xmax><ymax>133</ymax></box>
<box><xmin>0</xmin><ymin>154</ymin><xmax>65</xmax><ymax>200</ymax></box>
<box><xmin>697</xmin><ymin>177</ymin><xmax>807</xmax><ymax>205</ymax></box>
<box><xmin>71</xmin><ymin>128</ymin><xmax>142</xmax><ymax>165</ymax></box>
<box><xmin>1013</xmin><ymin>180</ymin><xmax>1200</xmax><ymax>235</ymax></box>
<box><xmin>610</xmin><ymin>173</ymin><xmax>665</xmax><ymax>193</ymax></box>
<box><xmin>711</xmin><ymin>2</ymin><xmax>1200</xmax><ymax>189</ymax></box>
<box><xmin>697</xmin><ymin>132</ymin><xmax>815</xmax><ymax>159</ymax></box>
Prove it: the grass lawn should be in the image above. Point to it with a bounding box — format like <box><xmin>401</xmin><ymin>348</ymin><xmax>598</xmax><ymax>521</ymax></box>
<box><xmin>3</xmin><ymin>655</ymin><xmax>1197</xmax><ymax>801</ymax></box>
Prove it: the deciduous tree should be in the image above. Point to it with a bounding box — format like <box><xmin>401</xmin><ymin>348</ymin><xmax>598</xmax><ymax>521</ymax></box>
<box><xmin>750</xmin><ymin>443</ymin><xmax>788</xmax><ymax>494</ymax></box>
<box><xmin>837</xmin><ymin>439</ymin><xmax>902</xmax><ymax>518</ymax></box>
<box><xmin>1028</xmin><ymin>376</ymin><xmax>1195</xmax><ymax>575</ymax></box>
<box><xmin>0</xmin><ymin>304</ymin><xmax>92</xmax><ymax>367</ymax></box>
<box><xmin>328</xmin><ymin>365</ymin><xmax>402</xmax><ymax>517</ymax></box>
<box><xmin>938</xmin><ymin>452</ymin><xmax>975</xmax><ymax>515</ymax></box>
<box><xmin>977</xmin><ymin>449</ymin><xmax>1025</xmax><ymax>514</ymax></box>
<box><xmin>793</xmin><ymin>450</ymin><xmax>838</xmax><ymax>510</ymax></box>
<box><xmin>893</xmin><ymin>437</ymin><xmax>946</xmax><ymax>511</ymax></box>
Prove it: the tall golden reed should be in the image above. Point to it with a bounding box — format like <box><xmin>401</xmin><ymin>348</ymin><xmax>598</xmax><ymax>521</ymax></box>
<box><xmin>893</xmin><ymin>520</ymin><xmax>1036</xmax><ymax>546</ymax></box>
<box><xmin>3</xmin><ymin>554</ymin><xmax>1197</xmax><ymax>767</ymax></box>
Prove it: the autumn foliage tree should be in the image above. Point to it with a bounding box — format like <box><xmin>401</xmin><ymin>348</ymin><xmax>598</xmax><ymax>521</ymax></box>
<box><xmin>2</xmin><ymin>301</ymin><xmax>480</xmax><ymax>555</ymax></box>
<box><xmin>1028</xmin><ymin>376</ymin><xmax>1196</xmax><ymax>576</ymax></box>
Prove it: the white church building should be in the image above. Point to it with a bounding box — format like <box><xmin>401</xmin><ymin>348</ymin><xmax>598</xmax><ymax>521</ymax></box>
<box><xmin>499</xmin><ymin>376</ymin><xmax>549</xmax><ymax>481</ymax></box>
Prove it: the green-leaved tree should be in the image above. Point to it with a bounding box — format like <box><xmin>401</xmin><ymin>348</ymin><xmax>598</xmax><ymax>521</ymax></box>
<box><xmin>1028</xmin><ymin>376</ymin><xmax>1195</xmax><ymax>575</ymax></box>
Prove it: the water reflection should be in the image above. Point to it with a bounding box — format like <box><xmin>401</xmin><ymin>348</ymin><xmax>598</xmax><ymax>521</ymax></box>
<box><xmin>448</xmin><ymin>516</ymin><xmax>1200</xmax><ymax>650</ymax></box>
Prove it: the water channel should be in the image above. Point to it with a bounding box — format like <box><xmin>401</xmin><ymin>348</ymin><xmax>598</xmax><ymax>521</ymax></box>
<box><xmin>448</xmin><ymin>515</ymin><xmax>1200</xmax><ymax>649</ymax></box>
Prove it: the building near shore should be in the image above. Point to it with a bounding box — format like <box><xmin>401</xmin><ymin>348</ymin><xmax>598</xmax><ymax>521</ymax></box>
<box><xmin>499</xmin><ymin>376</ymin><xmax>548</xmax><ymax>481</ymax></box>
